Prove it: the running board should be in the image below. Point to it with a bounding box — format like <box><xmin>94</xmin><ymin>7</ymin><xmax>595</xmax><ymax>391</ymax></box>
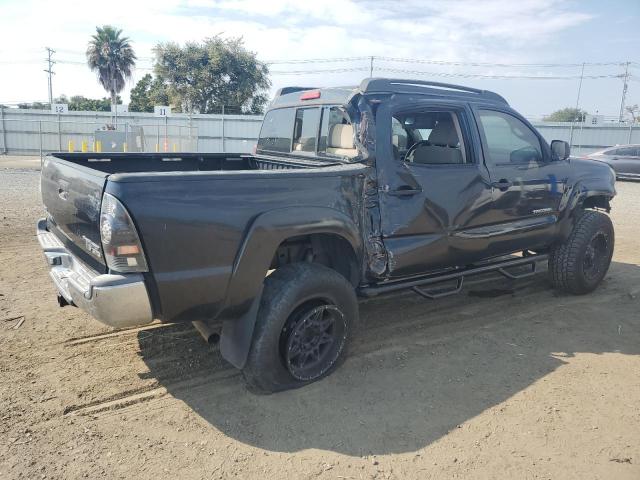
<box><xmin>359</xmin><ymin>254</ymin><xmax>548</xmax><ymax>298</ymax></box>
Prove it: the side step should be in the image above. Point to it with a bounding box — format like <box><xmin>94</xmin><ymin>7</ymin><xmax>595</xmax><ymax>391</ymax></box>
<box><xmin>359</xmin><ymin>254</ymin><xmax>547</xmax><ymax>299</ymax></box>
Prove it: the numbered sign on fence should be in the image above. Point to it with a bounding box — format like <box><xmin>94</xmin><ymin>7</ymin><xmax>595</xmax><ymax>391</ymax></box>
<box><xmin>154</xmin><ymin>106</ymin><xmax>171</xmax><ymax>117</ymax></box>
<box><xmin>51</xmin><ymin>104</ymin><xmax>68</xmax><ymax>114</ymax></box>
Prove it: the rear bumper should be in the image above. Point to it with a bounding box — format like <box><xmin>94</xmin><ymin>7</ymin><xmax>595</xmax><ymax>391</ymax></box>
<box><xmin>36</xmin><ymin>218</ymin><xmax>154</xmax><ymax>328</ymax></box>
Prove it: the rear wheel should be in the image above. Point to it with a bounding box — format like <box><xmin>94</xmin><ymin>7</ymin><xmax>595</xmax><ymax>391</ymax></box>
<box><xmin>242</xmin><ymin>263</ymin><xmax>358</xmax><ymax>393</ymax></box>
<box><xmin>549</xmin><ymin>210</ymin><xmax>614</xmax><ymax>294</ymax></box>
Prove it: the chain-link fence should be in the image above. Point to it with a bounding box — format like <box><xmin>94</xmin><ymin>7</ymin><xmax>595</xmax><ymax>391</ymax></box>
<box><xmin>0</xmin><ymin>108</ymin><xmax>262</xmax><ymax>157</ymax></box>
<box><xmin>1</xmin><ymin>107</ymin><xmax>638</xmax><ymax>158</ymax></box>
<box><xmin>0</xmin><ymin>117</ymin><xmax>197</xmax><ymax>156</ymax></box>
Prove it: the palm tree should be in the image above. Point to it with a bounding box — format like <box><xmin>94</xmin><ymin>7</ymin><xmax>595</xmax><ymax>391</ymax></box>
<box><xmin>86</xmin><ymin>26</ymin><xmax>136</xmax><ymax>111</ymax></box>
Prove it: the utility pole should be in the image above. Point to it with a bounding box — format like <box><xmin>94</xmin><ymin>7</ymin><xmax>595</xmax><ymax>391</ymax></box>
<box><xmin>618</xmin><ymin>61</ymin><xmax>630</xmax><ymax>123</ymax></box>
<box><xmin>569</xmin><ymin>62</ymin><xmax>585</xmax><ymax>148</ymax></box>
<box><xmin>44</xmin><ymin>47</ymin><xmax>55</xmax><ymax>106</ymax></box>
<box><xmin>369</xmin><ymin>56</ymin><xmax>374</xmax><ymax>78</ymax></box>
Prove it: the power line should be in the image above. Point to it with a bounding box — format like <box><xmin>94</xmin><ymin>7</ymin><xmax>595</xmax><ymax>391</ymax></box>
<box><xmin>374</xmin><ymin>56</ymin><xmax>629</xmax><ymax>68</ymax></box>
<box><xmin>264</xmin><ymin>56</ymin><xmax>370</xmax><ymax>65</ymax></box>
<box><xmin>264</xmin><ymin>55</ymin><xmax>635</xmax><ymax>68</ymax></box>
<box><xmin>271</xmin><ymin>67</ymin><xmax>369</xmax><ymax>75</ymax></box>
<box><xmin>270</xmin><ymin>65</ymin><xmax>623</xmax><ymax>80</ymax></box>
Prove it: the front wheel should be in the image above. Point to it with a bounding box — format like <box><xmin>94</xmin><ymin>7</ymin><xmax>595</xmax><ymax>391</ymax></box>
<box><xmin>242</xmin><ymin>263</ymin><xmax>358</xmax><ymax>393</ymax></box>
<box><xmin>549</xmin><ymin>210</ymin><xmax>614</xmax><ymax>294</ymax></box>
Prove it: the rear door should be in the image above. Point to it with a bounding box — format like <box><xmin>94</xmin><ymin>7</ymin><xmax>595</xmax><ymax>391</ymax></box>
<box><xmin>376</xmin><ymin>100</ymin><xmax>496</xmax><ymax>278</ymax></box>
<box><xmin>41</xmin><ymin>156</ymin><xmax>107</xmax><ymax>271</ymax></box>
<box><xmin>472</xmin><ymin>107</ymin><xmax>567</xmax><ymax>253</ymax></box>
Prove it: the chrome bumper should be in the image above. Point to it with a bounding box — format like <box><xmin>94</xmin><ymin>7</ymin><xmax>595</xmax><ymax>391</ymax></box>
<box><xmin>36</xmin><ymin>218</ymin><xmax>154</xmax><ymax>328</ymax></box>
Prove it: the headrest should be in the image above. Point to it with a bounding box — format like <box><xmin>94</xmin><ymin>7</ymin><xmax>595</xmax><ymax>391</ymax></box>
<box><xmin>428</xmin><ymin>117</ymin><xmax>459</xmax><ymax>147</ymax></box>
<box><xmin>328</xmin><ymin>124</ymin><xmax>354</xmax><ymax>149</ymax></box>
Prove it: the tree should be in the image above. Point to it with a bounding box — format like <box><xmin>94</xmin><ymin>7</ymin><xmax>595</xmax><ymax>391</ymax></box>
<box><xmin>625</xmin><ymin>104</ymin><xmax>639</xmax><ymax>123</ymax></box>
<box><xmin>128</xmin><ymin>74</ymin><xmax>170</xmax><ymax>112</ymax></box>
<box><xmin>57</xmin><ymin>95</ymin><xmax>121</xmax><ymax>111</ymax></box>
<box><xmin>86</xmin><ymin>25</ymin><xmax>136</xmax><ymax>111</ymax></box>
<box><xmin>543</xmin><ymin>107</ymin><xmax>588</xmax><ymax>123</ymax></box>
<box><xmin>154</xmin><ymin>36</ymin><xmax>270</xmax><ymax>114</ymax></box>
<box><xmin>18</xmin><ymin>102</ymin><xmax>49</xmax><ymax>109</ymax></box>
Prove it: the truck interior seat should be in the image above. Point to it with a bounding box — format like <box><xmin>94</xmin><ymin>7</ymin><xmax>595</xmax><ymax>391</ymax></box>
<box><xmin>412</xmin><ymin>116</ymin><xmax>463</xmax><ymax>165</ymax></box>
<box><xmin>326</xmin><ymin>124</ymin><xmax>357</xmax><ymax>158</ymax></box>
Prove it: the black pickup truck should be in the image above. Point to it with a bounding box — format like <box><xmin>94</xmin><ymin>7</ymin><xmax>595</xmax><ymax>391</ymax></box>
<box><xmin>37</xmin><ymin>78</ymin><xmax>616</xmax><ymax>392</ymax></box>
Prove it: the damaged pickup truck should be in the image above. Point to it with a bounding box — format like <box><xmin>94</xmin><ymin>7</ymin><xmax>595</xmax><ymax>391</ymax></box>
<box><xmin>37</xmin><ymin>78</ymin><xmax>616</xmax><ymax>392</ymax></box>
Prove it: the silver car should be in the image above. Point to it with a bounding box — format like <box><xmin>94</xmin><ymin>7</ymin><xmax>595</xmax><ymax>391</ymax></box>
<box><xmin>587</xmin><ymin>144</ymin><xmax>640</xmax><ymax>180</ymax></box>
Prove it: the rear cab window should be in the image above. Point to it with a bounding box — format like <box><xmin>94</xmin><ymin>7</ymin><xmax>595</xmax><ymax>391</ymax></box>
<box><xmin>257</xmin><ymin>105</ymin><xmax>357</xmax><ymax>161</ymax></box>
<box><xmin>256</xmin><ymin>108</ymin><xmax>296</xmax><ymax>153</ymax></box>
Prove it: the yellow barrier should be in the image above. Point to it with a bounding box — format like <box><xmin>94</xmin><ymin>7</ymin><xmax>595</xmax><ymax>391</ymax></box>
<box><xmin>81</xmin><ymin>140</ymin><xmax>88</xmax><ymax>153</ymax></box>
<box><xmin>68</xmin><ymin>140</ymin><xmax>74</xmax><ymax>152</ymax></box>
<box><xmin>123</xmin><ymin>142</ymin><xmax>128</xmax><ymax>153</ymax></box>
<box><xmin>96</xmin><ymin>141</ymin><xmax>102</xmax><ymax>153</ymax></box>
<box><xmin>172</xmin><ymin>144</ymin><xmax>177</xmax><ymax>152</ymax></box>
<box><xmin>155</xmin><ymin>144</ymin><xmax>159</xmax><ymax>153</ymax></box>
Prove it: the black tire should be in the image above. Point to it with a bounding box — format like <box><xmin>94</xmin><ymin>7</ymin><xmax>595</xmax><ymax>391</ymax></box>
<box><xmin>549</xmin><ymin>210</ymin><xmax>614</xmax><ymax>294</ymax></box>
<box><xmin>242</xmin><ymin>263</ymin><xmax>358</xmax><ymax>393</ymax></box>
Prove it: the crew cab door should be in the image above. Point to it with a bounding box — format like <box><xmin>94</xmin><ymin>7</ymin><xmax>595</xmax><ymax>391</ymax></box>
<box><xmin>375</xmin><ymin>101</ymin><xmax>496</xmax><ymax>278</ymax></box>
<box><xmin>472</xmin><ymin>107</ymin><xmax>568</xmax><ymax>253</ymax></box>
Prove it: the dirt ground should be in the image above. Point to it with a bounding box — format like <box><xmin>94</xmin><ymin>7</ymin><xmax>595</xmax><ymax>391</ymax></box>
<box><xmin>1</xmin><ymin>155</ymin><xmax>639</xmax><ymax>480</ymax></box>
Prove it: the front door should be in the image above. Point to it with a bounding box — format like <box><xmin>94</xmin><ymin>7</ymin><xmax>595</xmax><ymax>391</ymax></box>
<box><xmin>473</xmin><ymin>107</ymin><xmax>568</xmax><ymax>254</ymax></box>
<box><xmin>376</xmin><ymin>101</ymin><xmax>496</xmax><ymax>278</ymax></box>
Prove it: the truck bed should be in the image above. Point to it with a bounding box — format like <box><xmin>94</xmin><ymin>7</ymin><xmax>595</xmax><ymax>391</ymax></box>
<box><xmin>51</xmin><ymin>152</ymin><xmax>319</xmax><ymax>174</ymax></box>
<box><xmin>40</xmin><ymin>152</ymin><xmax>369</xmax><ymax>324</ymax></box>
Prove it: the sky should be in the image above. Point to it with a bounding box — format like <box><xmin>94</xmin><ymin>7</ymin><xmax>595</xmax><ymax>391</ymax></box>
<box><xmin>0</xmin><ymin>0</ymin><xmax>639</xmax><ymax>119</ymax></box>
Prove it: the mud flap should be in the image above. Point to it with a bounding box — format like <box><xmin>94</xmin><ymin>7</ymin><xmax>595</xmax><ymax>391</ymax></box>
<box><xmin>219</xmin><ymin>288</ymin><xmax>263</xmax><ymax>369</ymax></box>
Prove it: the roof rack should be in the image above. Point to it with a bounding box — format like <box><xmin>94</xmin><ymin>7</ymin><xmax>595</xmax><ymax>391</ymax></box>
<box><xmin>275</xmin><ymin>86</ymin><xmax>319</xmax><ymax>97</ymax></box>
<box><xmin>359</xmin><ymin>78</ymin><xmax>508</xmax><ymax>104</ymax></box>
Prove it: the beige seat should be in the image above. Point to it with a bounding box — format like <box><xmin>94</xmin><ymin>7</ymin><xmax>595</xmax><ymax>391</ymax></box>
<box><xmin>412</xmin><ymin>116</ymin><xmax>463</xmax><ymax>165</ymax></box>
<box><xmin>326</xmin><ymin>124</ymin><xmax>357</xmax><ymax>158</ymax></box>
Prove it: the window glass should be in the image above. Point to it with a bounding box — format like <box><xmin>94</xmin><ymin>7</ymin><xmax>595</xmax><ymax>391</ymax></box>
<box><xmin>257</xmin><ymin>108</ymin><xmax>295</xmax><ymax>153</ymax></box>
<box><xmin>392</xmin><ymin>111</ymin><xmax>468</xmax><ymax>165</ymax></box>
<box><xmin>616</xmin><ymin>146</ymin><xmax>637</xmax><ymax>156</ymax></box>
<box><xmin>390</xmin><ymin>118</ymin><xmax>409</xmax><ymax>160</ymax></box>
<box><xmin>478</xmin><ymin>110</ymin><xmax>542</xmax><ymax>164</ymax></box>
<box><xmin>318</xmin><ymin>107</ymin><xmax>357</xmax><ymax>158</ymax></box>
<box><xmin>292</xmin><ymin>108</ymin><xmax>321</xmax><ymax>153</ymax></box>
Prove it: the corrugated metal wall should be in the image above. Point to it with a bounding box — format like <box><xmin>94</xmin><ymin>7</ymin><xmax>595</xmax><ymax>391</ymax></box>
<box><xmin>534</xmin><ymin>123</ymin><xmax>640</xmax><ymax>155</ymax></box>
<box><xmin>0</xmin><ymin>107</ymin><xmax>636</xmax><ymax>156</ymax></box>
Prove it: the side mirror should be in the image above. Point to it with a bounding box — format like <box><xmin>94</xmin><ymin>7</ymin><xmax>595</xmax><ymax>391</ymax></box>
<box><xmin>551</xmin><ymin>140</ymin><xmax>570</xmax><ymax>161</ymax></box>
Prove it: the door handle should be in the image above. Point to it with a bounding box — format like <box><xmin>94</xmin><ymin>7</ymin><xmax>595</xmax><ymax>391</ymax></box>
<box><xmin>387</xmin><ymin>186</ymin><xmax>423</xmax><ymax>196</ymax></box>
<box><xmin>491</xmin><ymin>179</ymin><xmax>512</xmax><ymax>191</ymax></box>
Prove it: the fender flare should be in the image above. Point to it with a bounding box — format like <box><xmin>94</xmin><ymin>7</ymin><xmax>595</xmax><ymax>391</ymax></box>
<box><xmin>558</xmin><ymin>179</ymin><xmax>614</xmax><ymax>240</ymax></box>
<box><xmin>219</xmin><ymin>206</ymin><xmax>363</xmax><ymax>369</ymax></box>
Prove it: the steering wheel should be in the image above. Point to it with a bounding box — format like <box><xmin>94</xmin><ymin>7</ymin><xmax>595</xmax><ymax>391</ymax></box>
<box><xmin>404</xmin><ymin>140</ymin><xmax>431</xmax><ymax>163</ymax></box>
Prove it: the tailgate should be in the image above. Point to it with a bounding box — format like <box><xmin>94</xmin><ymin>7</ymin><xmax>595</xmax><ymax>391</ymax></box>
<box><xmin>40</xmin><ymin>156</ymin><xmax>107</xmax><ymax>272</ymax></box>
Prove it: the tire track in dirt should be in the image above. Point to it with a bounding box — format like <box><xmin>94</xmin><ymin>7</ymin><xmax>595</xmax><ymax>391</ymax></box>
<box><xmin>63</xmin><ymin>368</ymin><xmax>240</xmax><ymax>417</ymax></box>
<box><xmin>63</xmin><ymin>322</ymin><xmax>186</xmax><ymax>346</ymax></box>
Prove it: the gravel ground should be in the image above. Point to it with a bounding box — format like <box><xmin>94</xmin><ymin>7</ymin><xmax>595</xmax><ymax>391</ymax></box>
<box><xmin>0</xmin><ymin>156</ymin><xmax>639</xmax><ymax>479</ymax></box>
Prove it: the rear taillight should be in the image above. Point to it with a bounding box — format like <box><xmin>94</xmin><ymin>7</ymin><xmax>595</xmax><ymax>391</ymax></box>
<box><xmin>99</xmin><ymin>193</ymin><xmax>148</xmax><ymax>273</ymax></box>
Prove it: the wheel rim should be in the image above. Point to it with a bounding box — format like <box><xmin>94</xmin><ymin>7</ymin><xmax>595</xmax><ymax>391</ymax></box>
<box><xmin>582</xmin><ymin>231</ymin><xmax>610</xmax><ymax>282</ymax></box>
<box><xmin>282</xmin><ymin>304</ymin><xmax>346</xmax><ymax>381</ymax></box>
